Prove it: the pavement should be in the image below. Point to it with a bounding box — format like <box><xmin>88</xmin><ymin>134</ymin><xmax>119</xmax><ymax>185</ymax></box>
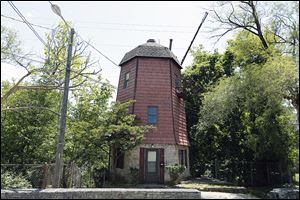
<box><xmin>201</xmin><ymin>191</ymin><xmax>260</xmax><ymax>199</ymax></box>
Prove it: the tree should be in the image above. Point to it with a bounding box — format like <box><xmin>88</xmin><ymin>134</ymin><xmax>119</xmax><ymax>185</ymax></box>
<box><xmin>189</xmin><ymin>31</ymin><xmax>298</xmax><ymax>184</ymax></box>
<box><xmin>210</xmin><ymin>1</ymin><xmax>299</xmax><ymax>54</ymax></box>
<box><xmin>182</xmin><ymin>46</ymin><xmax>229</xmax><ymax>130</ymax></box>
<box><xmin>182</xmin><ymin>46</ymin><xmax>235</xmax><ymax>175</ymax></box>
<box><xmin>64</xmin><ymin>76</ymin><xmax>114</xmax><ymax>168</ymax></box>
<box><xmin>1</xmin><ymin>23</ymin><xmax>101</xmax><ymax>105</ymax></box>
<box><xmin>210</xmin><ymin>1</ymin><xmax>269</xmax><ymax>49</ymax></box>
<box><xmin>102</xmin><ymin>100</ymin><xmax>153</xmax><ymax>181</ymax></box>
<box><xmin>210</xmin><ymin>1</ymin><xmax>299</xmax><ymax>122</ymax></box>
<box><xmin>1</xmin><ymin>81</ymin><xmax>60</xmax><ymax>164</ymax></box>
<box><xmin>1</xmin><ymin>23</ymin><xmax>103</xmax><ymax>167</ymax></box>
<box><xmin>1</xmin><ymin>25</ymin><xmax>21</xmax><ymax>61</ymax></box>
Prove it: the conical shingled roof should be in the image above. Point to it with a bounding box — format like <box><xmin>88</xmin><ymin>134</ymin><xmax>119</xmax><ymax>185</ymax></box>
<box><xmin>119</xmin><ymin>39</ymin><xmax>181</xmax><ymax>67</ymax></box>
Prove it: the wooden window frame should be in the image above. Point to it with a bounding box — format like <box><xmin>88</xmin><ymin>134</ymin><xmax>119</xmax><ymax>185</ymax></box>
<box><xmin>124</xmin><ymin>72</ymin><xmax>130</xmax><ymax>89</ymax></box>
<box><xmin>147</xmin><ymin>106</ymin><xmax>158</xmax><ymax>125</ymax></box>
<box><xmin>179</xmin><ymin>149</ymin><xmax>187</xmax><ymax>167</ymax></box>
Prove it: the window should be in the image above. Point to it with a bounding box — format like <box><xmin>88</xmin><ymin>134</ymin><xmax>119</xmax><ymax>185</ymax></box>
<box><xmin>124</xmin><ymin>72</ymin><xmax>130</xmax><ymax>88</ymax></box>
<box><xmin>174</xmin><ymin>74</ymin><xmax>181</xmax><ymax>88</ymax></box>
<box><xmin>147</xmin><ymin>151</ymin><xmax>157</xmax><ymax>173</ymax></box>
<box><xmin>147</xmin><ymin>106</ymin><xmax>158</xmax><ymax>125</ymax></box>
<box><xmin>179</xmin><ymin>149</ymin><xmax>187</xmax><ymax>167</ymax></box>
<box><xmin>116</xmin><ymin>148</ymin><xmax>124</xmax><ymax>169</ymax></box>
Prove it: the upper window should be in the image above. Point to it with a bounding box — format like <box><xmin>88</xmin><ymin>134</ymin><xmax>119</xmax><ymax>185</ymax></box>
<box><xmin>147</xmin><ymin>106</ymin><xmax>158</xmax><ymax>125</ymax></box>
<box><xmin>174</xmin><ymin>74</ymin><xmax>181</xmax><ymax>88</ymax></box>
<box><xmin>124</xmin><ymin>72</ymin><xmax>130</xmax><ymax>88</ymax></box>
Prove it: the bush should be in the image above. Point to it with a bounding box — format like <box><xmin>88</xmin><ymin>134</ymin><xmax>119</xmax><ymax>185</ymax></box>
<box><xmin>129</xmin><ymin>167</ymin><xmax>139</xmax><ymax>185</ymax></box>
<box><xmin>166</xmin><ymin>164</ymin><xmax>186</xmax><ymax>185</ymax></box>
<box><xmin>1</xmin><ymin>171</ymin><xmax>32</xmax><ymax>189</ymax></box>
<box><xmin>27</xmin><ymin>167</ymin><xmax>44</xmax><ymax>188</ymax></box>
<box><xmin>93</xmin><ymin>167</ymin><xmax>107</xmax><ymax>188</ymax></box>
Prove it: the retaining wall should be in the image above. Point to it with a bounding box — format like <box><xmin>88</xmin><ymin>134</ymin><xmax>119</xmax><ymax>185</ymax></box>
<box><xmin>1</xmin><ymin>188</ymin><xmax>201</xmax><ymax>199</ymax></box>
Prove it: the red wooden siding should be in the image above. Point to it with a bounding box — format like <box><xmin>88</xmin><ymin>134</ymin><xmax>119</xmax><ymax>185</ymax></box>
<box><xmin>117</xmin><ymin>56</ymin><xmax>189</xmax><ymax>146</ymax></box>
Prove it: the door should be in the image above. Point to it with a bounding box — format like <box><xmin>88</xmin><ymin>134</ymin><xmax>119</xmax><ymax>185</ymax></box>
<box><xmin>145</xmin><ymin>149</ymin><xmax>159</xmax><ymax>183</ymax></box>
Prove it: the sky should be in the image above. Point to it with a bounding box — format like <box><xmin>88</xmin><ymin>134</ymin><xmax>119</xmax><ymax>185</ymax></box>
<box><xmin>1</xmin><ymin>1</ymin><xmax>234</xmax><ymax>99</ymax></box>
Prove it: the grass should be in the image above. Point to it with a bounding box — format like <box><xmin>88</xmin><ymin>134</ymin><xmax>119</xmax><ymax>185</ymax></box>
<box><xmin>246</xmin><ymin>186</ymin><xmax>273</xmax><ymax>199</ymax></box>
<box><xmin>176</xmin><ymin>180</ymin><xmax>247</xmax><ymax>193</ymax></box>
<box><xmin>176</xmin><ymin>177</ymin><xmax>300</xmax><ymax>199</ymax></box>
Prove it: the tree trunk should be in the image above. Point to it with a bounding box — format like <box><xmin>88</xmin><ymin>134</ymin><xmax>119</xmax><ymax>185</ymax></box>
<box><xmin>249</xmin><ymin>1</ymin><xmax>269</xmax><ymax>49</ymax></box>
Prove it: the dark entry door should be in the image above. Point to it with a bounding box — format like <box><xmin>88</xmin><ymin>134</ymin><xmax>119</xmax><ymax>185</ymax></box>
<box><xmin>145</xmin><ymin>149</ymin><xmax>159</xmax><ymax>183</ymax></box>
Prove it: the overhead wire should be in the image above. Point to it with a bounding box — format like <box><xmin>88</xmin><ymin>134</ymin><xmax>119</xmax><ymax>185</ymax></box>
<box><xmin>7</xmin><ymin>1</ymin><xmax>47</xmax><ymax>46</ymax></box>
<box><xmin>1</xmin><ymin>14</ymin><xmax>54</xmax><ymax>31</ymax></box>
<box><xmin>47</xmin><ymin>1</ymin><xmax>119</xmax><ymax>67</ymax></box>
<box><xmin>4</xmin><ymin>3</ymin><xmax>67</xmax><ymax>73</ymax></box>
<box><xmin>76</xmin><ymin>33</ymin><xmax>120</xmax><ymax>67</ymax></box>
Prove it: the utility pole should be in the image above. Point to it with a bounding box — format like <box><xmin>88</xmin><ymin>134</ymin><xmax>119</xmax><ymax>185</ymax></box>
<box><xmin>53</xmin><ymin>28</ymin><xmax>75</xmax><ymax>188</ymax></box>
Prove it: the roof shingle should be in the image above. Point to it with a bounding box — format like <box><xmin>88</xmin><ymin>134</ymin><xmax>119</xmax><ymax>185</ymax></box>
<box><xmin>119</xmin><ymin>39</ymin><xmax>181</xmax><ymax>67</ymax></box>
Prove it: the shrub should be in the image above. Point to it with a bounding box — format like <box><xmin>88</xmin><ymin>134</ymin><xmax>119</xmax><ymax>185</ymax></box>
<box><xmin>27</xmin><ymin>167</ymin><xmax>44</xmax><ymax>188</ymax></box>
<box><xmin>166</xmin><ymin>164</ymin><xmax>186</xmax><ymax>185</ymax></box>
<box><xmin>93</xmin><ymin>167</ymin><xmax>107</xmax><ymax>188</ymax></box>
<box><xmin>129</xmin><ymin>167</ymin><xmax>139</xmax><ymax>185</ymax></box>
<box><xmin>1</xmin><ymin>171</ymin><xmax>32</xmax><ymax>189</ymax></box>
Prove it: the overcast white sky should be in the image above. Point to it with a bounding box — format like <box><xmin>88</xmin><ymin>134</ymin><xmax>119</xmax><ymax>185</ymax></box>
<box><xmin>1</xmin><ymin>1</ymin><xmax>234</xmax><ymax>99</ymax></box>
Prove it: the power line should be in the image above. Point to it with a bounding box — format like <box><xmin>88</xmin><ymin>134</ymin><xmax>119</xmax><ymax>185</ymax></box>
<box><xmin>15</xmin><ymin>16</ymin><xmax>197</xmax><ymax>29</ymax></box>
<box><xmin>2</xmin><ymin>14</ymin><xmax>193</xmax><ymax>36</ymax></box>
<box><xmin>47</xmin><ymin>1</ymin><xmax>120</xmax><ymax>68</ymax></box>
<box><xmin>7</xmin><ymin>1</ymin><xmax>47</xmax><ymax>46</ymax></box>
<box><xmin>10</xmin><ymin>54</ymin><xmax>46</xmax><ymax>64</ymax></box>
<box><xmin>1</xmin><ymin>14</ymin><xmax>53</xmax><ymax>31</ymax></box>
<box><xmin>78</xmin><ymin>26</ymin><xmax>193</xmax><ymax>34</ymax></box>
<box><xmin>2</xmin><ymin>13</ymin><xmax>189</xmax><ymax>49</ymax></box>
<box><xmin>76</xmin><ymin>33</ymin><xmax>119</xmax><ymax>67</ymax></box>
<box><xmin>6</xmin><ymin>2</ymin><xmax>66</xmax><ymax>69</ymax></box>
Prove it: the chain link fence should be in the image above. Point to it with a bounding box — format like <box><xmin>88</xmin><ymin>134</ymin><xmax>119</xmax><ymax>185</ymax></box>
<box><xmin>195</xmin><ymin>160</ymin><xmax>293</xmax><ymax>186</ymax></box>
<box><xmin>1</xmin><ymin>163</ymin><xmax>108</xmax><ymax>189</ymax></box>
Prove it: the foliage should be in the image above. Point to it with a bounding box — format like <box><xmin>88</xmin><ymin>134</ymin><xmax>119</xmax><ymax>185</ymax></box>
<box><xmin>129</xmin><ymin>167</ymin><xmax>139</xmax><ymax>185</ymax></box>
<box><xmin>1</xmin><ymin>22</ymin><xmax>152</xmax><ymax>187</ymax></box>
<box><xmin>182</xmin><ymin>45</ymin><xmax>232</xmax><ymax>131</ymax></box>
<box><xmin>27</xmin><ymin>166</ymin><xmax>44</xmax><ymax>188</ymax></box>
<box><xmin>105</xmin><ymin>100</ymin><xmax>153</xmax><ymax>152</ymax></box>
<box><xmin>184</xmin><ymin>14</ymin><xmax>298</xmax><ymax>185</ymax></box>
<box><xmin>92</xmin><ymin>166</ymin><xmax>107</xmax><ymax>188</ymax></box>
<box><xmin>182</xmin><ymin>45</ymin><xmax>235</xmax><ymax>176</ymax></box>
<box><xmin>1</xmin><ymin>171</ymin><xmax>31</xmax><ymax>189</ymax></box>
<box><xmin>1</xmin><ymin>83</ymin><xmax>60</xmax><ymax>164</ymax></box>
<box><xmin>1</xmin><ymin>25</ymin><xmax>21</xmax><ymax>61</ymax></box>
<box><xmin>166</xmin><ymin>164</ymin><xmax>186</xmax><ymax>185</ymax></box>
<box><xmin>190</xmin><ymin>40</ymin><xmax>298</xmax><ymax>184</ymax></box>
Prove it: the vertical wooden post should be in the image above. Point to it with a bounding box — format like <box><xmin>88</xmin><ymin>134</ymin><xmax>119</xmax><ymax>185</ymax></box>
<box><xmin>266</xmin><ymin>162</ymin><xmax>270</xmax><ymax>185</ymax></box>
<box><xmin>215</xmin><ymin>159</ymin><xmax>218</xmax><ymax>179</ymax></box>
<box><xmin>42</xmin><ymin>163</ymin><xmax>49</xmax><ymax>189</ymax></box>
<box><xmin>250</xmin><ymin>162</ymin><xmax>253</xmax><ymax>186</ymax></box>
<box><xmin>139</xmin><ymin>148</ymin><xmax>145</xmax><ymax>183</ymax></box>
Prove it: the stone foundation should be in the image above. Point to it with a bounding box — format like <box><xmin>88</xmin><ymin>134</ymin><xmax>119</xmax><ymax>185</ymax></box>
<box><xmin>112</xmin><ymin>144</ymin><xmax>190</xmax><ymax>183</ymax></box>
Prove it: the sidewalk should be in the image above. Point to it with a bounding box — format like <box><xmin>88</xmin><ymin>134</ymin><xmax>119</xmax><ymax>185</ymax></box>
<box><xmin>201</xmin><ymin>191</ymin><xmax>260</xmax><ymax>199</ymax></box>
